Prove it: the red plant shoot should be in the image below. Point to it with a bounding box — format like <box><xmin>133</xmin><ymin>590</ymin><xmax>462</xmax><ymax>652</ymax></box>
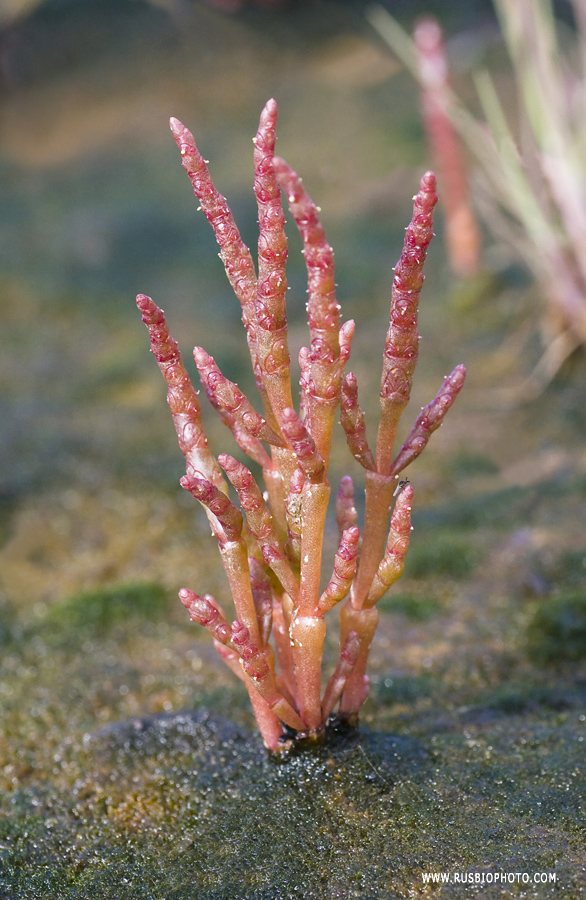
<box><xmin>137</xmin><ymin>100</ymin><xmax>466</xmax><ymax>752</ymax></box>
<box><xmin>414</xmin><ymin>16</ymin><xmax>480</xmax><ymax>278</ymax></box>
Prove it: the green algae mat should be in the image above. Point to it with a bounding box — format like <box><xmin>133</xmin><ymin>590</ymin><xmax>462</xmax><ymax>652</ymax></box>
<box><xmin>1</xmin><ymin>706</ymin><xmax>584</xmax><ymax>899</ymax></box>
<box><xmin>2</xmin><ymin>475</ymin><xmax>586</xmax><ymax>898</ymax></box>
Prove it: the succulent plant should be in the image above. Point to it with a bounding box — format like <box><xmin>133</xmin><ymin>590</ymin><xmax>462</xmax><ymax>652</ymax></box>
<box><xmin>137</xmin><ymin>99</ymin><xmax>465</xmax><ymax>752</ymax></box>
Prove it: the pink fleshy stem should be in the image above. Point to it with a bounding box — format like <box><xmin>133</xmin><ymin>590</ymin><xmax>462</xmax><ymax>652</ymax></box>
<box><xmin>347</xmin><ymin>173</ymin><xmax>438</xmax><ymax>610</ymax></box>
<box><xmin>350</xmin><ymin>471</ymin><xmax>396</xmax><ymax>610</ymax></box>
<box><xmin>298</xmin><ymin>480</ymin><xmax>331</xmax><ymax>617</ymax></box>
<box><xmin>178</xmin><ymin>592</ymin><xmax>287</xmax><ymax>743</ymax></box>
<box><xmin>254</xmin><ymin>100</ymin><xmax>288</xmax><ymax>325</ymax></box>
<box><xmin>179</xmin><ymin>589</ymin><xmax>232</xmax><ymax>644</ymax></box>
<box><xmin>218</xmin><ymin>454</ymin><xmax>299</xmax><ymax>601</ymax></box>
<box><xmin>197</xmin><ymin>376</ymin><xmax>272</xmax><ymax>469</ymax></box>
<box><xmin>249</xmin><ymin>557</ymin><xmax>274</xmax><ymax>648</ymax></box>
<box><xmin>273</xmin><ymin>155</ymin><xmax>342</xmax><ymax>463</ymax></box>
<box><xmin>389</xmin><ymin>364</ymin><xmax>466</xmax><ymax>477</ymax></box>
<box><xmin>289</xmin><ymin>478</ymin><xmax>332</xmax><ymax>730</ymax></box>
<box><xmin>335</xmin><ymin>475</ymin><xmax>358</xmax><ymax>536</ymax></box>
<box><xmin>230</xmin><ymin>620</ymin><xmax>307</xmax><ymax>732</ymax></box>
<box><xmin>340</xmin><ymin>373</ymin><xmax>376</xmax><ymax>471</ymax></box>
<box><xmin>274</xmin><ymin>671</ymin><xmax>298</xmax><ymax>712</ymax></box>
<box><xmin>301</xmin><ymin>320</ymin><xmax>355</xmax><ymax>468</ymax></box>
<box><xmin>180</xmin><ymin>473</ymin><xmax>243</xmax><ymax>542</ymax></box>
<box><xmin>253</xmin><ymin>100</ymin><xmax>293</xmax><ymax>432</ymax></box>
<box><xmin>212</xmin><ymin>631</ymin><xmax>296</xmax><ymax>748</ymax></box>
<box><xmin>262</xmin><ymin>456</ymin><xmax>292</xmax><ymax>546</ymax></box>
<box><xmin>339</xmin><ymin>491</ymin><xmax>414</xmax><ymax>714</ymax></box>
<box><xmin>247</xmin><ymin>684</ymin><xmax>290</xmax><ymax>752</ymax></box>
<box><xmin>272</xmin><ymin>156</ymin><xmax>339</xmax><ymax>367</ymax></box>
<box><xmin>317</xmin><ymin>526</ymin><xmax>360</xmax><ymax>614</ymax></box>
<box><xmin>179</xmin><ymin>593</ymin><xmax>281</xmax><ymax>732</ymax></box>
<box><xmin>272</xmin><ymin>156</ymin><xmax>339</xmax><ymax>348</ymax></box>
<box><xmin>280</xmin><ymin>407</ymin><xmax>326</xmax><ymax>484</ymax></box>
<box><xmin>230</xmin><ymin>424</ymin><xmax>272</xmax><ymax>469</ymax></box>
<box><xmin>414</xmin><ymin>16</ymin><xmax>480</xmax><ymax>278</ymax></box>
<box><xmin>136</xmin><ymin>295</ymin><xmax>223</xmax><ymax>490</ymax></box>
<box><xmin>337</xmin><ymin>601</ymin><xmax>380</xmax><ymax>720</ymax></box>
<box><xmin>179</xmin><ymin>588</ymin><xmax>276</xmax><ymax>716</ymax></box>
<box><xmin>254</xmin><ymin>321</ymin><xmax>293</xmax><ymax>440</ymax></box>
<box><xmin>339</xmin><ymin>319</ymin><xmax>355</xmax><ymax>369</ymax></box>
<box><xmin>321</xmin><ymin>630</ymin><xmax>360</xmax><ymax>721</ymax></box>
<box><xmin>289</xmin><ymin>612</ymin><xmax>327</xmax><ymax>732</ymax></box>
<box><xmin>214</xmin><ymin>639</ymin><xmax>246</xmax><ymax>681</ymax></box>
<box><xmin>168</xmin><ymin>117</ymin><xmax>261</xmax><ymax>379</ymax></box>
<box><xmin>365</xmin><ymin>483</ymin><xmax>413</xmax><ymax>606</ymax></box>
<box><xmin>219</xmin><ymin>539</ymin><xmax>263</xmax><ymax>649</ymax></box>
<box><xmin>295</xmin><ymin>350</ymin><xmax>342</xmax><ymax>473</ymax></box>
<box><xmin>376</xmin><ymin>171</ymin><xmax>438</xmax><ymax>476</ymax></box>
<box><xmin>298</xmin><ymin>345</ymin><xmax>312</xmax><ymax>415</ymax></box>
<box><xmin>193</xmin><ymin>347</ymin><xmax>285</xmax><ymax>448</ymax></box>
<box><xmin>284</xmin><ymin>466</ymin><xmax>304</xmax><ymax>565</ymax></box>
<box><xmin>179</xmin><ymin>477</ymin><xmax>261</xmax><ymax>644</ymax></box>
<box><xmin>213</xmin><ymin>637</ymin><xmax>296</xmax><ymax>732</ymax></box>
<box><xmin>271</xmin><ymin>594</ymin><xmax>298</xmax><ymax>704</ymax></box>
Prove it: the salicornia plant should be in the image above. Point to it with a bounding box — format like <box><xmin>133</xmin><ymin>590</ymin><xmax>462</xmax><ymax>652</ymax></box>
<box><xmin>137</xmin><ymin>100</ymin><xmax>465</xmax><ymax>751</ymax></box>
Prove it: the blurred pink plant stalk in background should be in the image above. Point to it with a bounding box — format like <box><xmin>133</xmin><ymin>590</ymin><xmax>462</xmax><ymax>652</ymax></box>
<box><xmin>370</xmin><ymin>0</ymin><xmax>586</xmax><ymax>394</ymax></box>
<box><xmin>137</xmin><ymin>100</ymin><xmax>465</xmax><ymax>752</ymax></box>
<box><xmin>413</xmin><ymin>15</ymin><xmax>481</xmax><ymax>279</ymax></box>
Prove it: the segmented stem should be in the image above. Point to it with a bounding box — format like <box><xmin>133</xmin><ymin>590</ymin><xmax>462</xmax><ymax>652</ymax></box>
<box><xmin>284</xmin><ymin>466</ymin><xmax>304</xmax><ymax>565</ymax></box>
<box><xmin>341</xmin><ymin>373</ymin><xmax>376</xmax><ymax>471</ymax></box>
<box><xmin>169</xmin><ymin>118</ymin><xmax>260</xmax><ymax>373</ymax></box>
<box><xmin>365</xmin><ymin>482</ymin><xmax>414</xmax><ymax>606</ymax></box>
<box><xmin>338</xmin><ymin>602</ymin><xmax>379</xmax><ymax>719</ymax></box>
<box><xmin>318</xmin><ymin>526</ymin><xmax>360</xmax><ymax>614</ymax></box>
<box><xmin>389</xmin><ymin>365</ymin><xmax>466</xmax><ymax>476</ymax></box>
<box><xmin>351</xmin><ymin>471</ymin><xmax>396</xmax><ymax>609</ymax></box>
<box><xmin>253</xmin><ymin>99</ymin><xmax>293</xmax><ymax>430</ymax></box>
<box><xmin>280</xmin><ymin>408</ymin><xmax>326</xmax><ymax>484</ymax></box>
<box><xmin>274</xmin><ymin>155</ymin><xmax>342</xmax><ymax>464</ymax></box>
<box><xmin>139</xmin><ymin>100</ymin><xmax>465</xmax><ymax>747</ymax></box>
<box><xmin>349</xmin><ymin>171</ymin><xmax>439</xmax><ymax>611</ymax></box>
<box><xmin>335</xmin><ymin>475</ymin><xmax>358</xmax><ymax>536</ymax></box>
<box><xmin>180</xmin><ymin>473</ymin><xmax>243</xmax><ymax>542</ymax></box>
<box><xmin>321</xmin><ymin>630</ymin><xmax>360</xmax><ymax>721</ymax></box>
<box><xmin>376</xmin><ymin>170</ymin><xmax>438</xmax><ymax>475</ymax></box>
<box><xmin>193</xmin><ymin>346</ymin><xmax>285</xmax><ymax>447</ymax></box>
<box><xmin>179</xmin><ymin>590</ymin><xmax>231</xmax><ymax>644</ymax></box>
<box><xmin>298</xmin><ymin>481</ymin><xmax>331</xmax><ymax>616</ymax></box>
<box><xmin>249</xmin><ymin>557</ymin><xmax>273</xmax><ymax>648</ymax></box>
<box><xmin>136</xmin><ymin>294</ymin><xmax>223</xmax><ymax>490</ymax></box>
<box><xmin>219</xmin><ymin>453</ymin><xmax>299</xmax><ymax>600</ymax></box>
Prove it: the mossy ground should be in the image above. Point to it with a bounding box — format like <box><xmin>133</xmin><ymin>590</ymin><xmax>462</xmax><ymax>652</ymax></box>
<box><xmin>1</xmin><ymin>703</ymin><xmax>584</xmax><ymax>899</ymax></box>
<box><xmin>2</xmin><ymin>467</ymin><xmax>585</xmax><ymax>898</ymax></box>
<box><xmin>1</xmin><ymin>1</ymin><xmax>586</xmax><ymax>896</ymax></box>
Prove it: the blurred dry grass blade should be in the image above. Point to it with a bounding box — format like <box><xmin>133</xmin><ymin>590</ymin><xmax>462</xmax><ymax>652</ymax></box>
<box><xmin>0</xmin><ymin>0</ymin><xmax>43</xmax><ymax>27</ymax></box>
<box><xmin>368</xmin><ymin>1</ymin><xmax>586</xmax><ymax>396</ymax></box>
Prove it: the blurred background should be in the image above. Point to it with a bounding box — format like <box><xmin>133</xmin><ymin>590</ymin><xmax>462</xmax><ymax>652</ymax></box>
<box><xmin>0</xmin><ymin>0</ymin><xmax>499</xmax><ymax>600</ymax></box>
<box><xmin>1</xmin><ymin>0</ymin><xmax>585</xmax><ymax>731</ymax></box>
